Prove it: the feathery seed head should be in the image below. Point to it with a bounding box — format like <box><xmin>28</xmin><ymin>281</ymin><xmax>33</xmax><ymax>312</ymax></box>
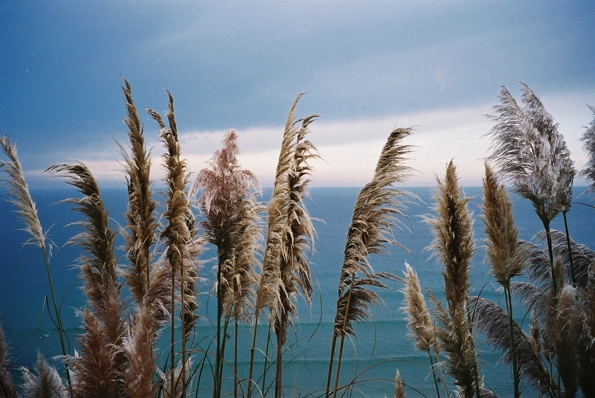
<box><xmin>395</xmin><ymin>370</ymin><xmax>405</xmax><ymax>398</ymax></box>
<box><xmin>333</xmin><ymin>128</ymin><xmax>414</xmax><ymax>339</ymax></box>
<box><xmin>20</xmin><ymin>352</ymin><xmax>66</xmax><ymax>398</ymax></box>
<box><xmin>402</xmin><ymin>262</ymin><xmax>438</xmax><ymax>354</ymax></box>
<box><xmin>428</xmin><ymin>160</ymin><xmax>474</xmax><ymax>311</ymax></box>
<box><xmin>485</xmin><ymin>82</ymin><xmax>575</xmax><ymax>225</ymax></box>
<box><xmin>580</xmin><ymin>105</ymin><xmax>595</xmax><ymax>193</ymax></box>
<box><xmin>119</xmin><ymin>79</ymin><xmax>158</xmax><ymax>304</ymax></box>
<box><xmin>481</xmin><ymin>163</ymin><xmax>525</xmax><ymax>285</ymax></box>
<box><xmin>0</xmin><ymin>135</ymin><xmax>46</xmax><ymax>251</ymax></box>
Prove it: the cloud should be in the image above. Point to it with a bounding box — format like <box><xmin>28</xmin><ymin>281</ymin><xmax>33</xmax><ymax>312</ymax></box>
<box><xmin>177</xmin><ymin>103</ymin><xmax>496</xmax><ymax>187</ymax></box>
<box><xmin>25</xmin><ymin>86</ymin><xmax>594</xmax><ymax>190</ymax></box>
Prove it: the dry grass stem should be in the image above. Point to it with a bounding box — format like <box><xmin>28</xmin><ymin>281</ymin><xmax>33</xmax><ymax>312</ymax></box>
<box><xmin>0</xmin><ymin>135</ymin><xmax>45</xmax><ymax>249</ymax></box>
<box><xmin>485</xmin><ymin>82</ymin><xmax>575</xmax><ymax>225</ymax></box>
<box><xmin>192</xmin><ymin>129</ymin><xmax>262</xmax><ymax>397</ymax></box>
<box><xmin>248</xmin><ymin>93</ymin><xmax>319</xmax><ymax>398</ymax></box>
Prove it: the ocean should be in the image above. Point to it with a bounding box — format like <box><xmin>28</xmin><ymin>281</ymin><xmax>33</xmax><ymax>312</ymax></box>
<box><xmin>1</xmin><ymin>186</ymin><xmax>594</xmax><ymax>397</ymax></box>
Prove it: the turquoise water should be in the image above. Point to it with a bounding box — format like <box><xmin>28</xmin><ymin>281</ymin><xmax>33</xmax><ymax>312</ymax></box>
<box><xmin>1</xmin><ymin>186</ymin><xmax>594</xmax><ymax>396</ymax></box>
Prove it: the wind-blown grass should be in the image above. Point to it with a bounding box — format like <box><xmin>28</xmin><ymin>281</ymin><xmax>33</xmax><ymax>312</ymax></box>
<box><xmin>4</xmin><ymin>80</ymin><xmax>595</xmax><ymax>398</ymax></box>
<box><xmin>46</xmin><ymin>161</ymin><xmax>126</xmax><ymax>397</ymax></box>
<box><xmin>0</xmin><ymin>135</ymin><xmax>73</xmax><ymax>394</ymax></box>
<box><xmin>247</xmin><ymin>93</ymin><xmax>319</xmax><ymax>398</ymax></box>
<box><xmin>327</xmin><ymin>127</ymin><xmax>414</xmax><ymax>398</ymax></box>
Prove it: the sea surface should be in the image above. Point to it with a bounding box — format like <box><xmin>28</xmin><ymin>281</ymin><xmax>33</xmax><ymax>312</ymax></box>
<box><xmin>1</xmin><ymin>186</ymin><xmax>594</xmax><ymax>397</ymax></box>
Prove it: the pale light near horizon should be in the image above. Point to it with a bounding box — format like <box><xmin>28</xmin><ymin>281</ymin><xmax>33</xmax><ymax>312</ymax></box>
<box><xmin>23</xmin><ymin>90</ymin><xmax>591</xmax><ymax>190</ymax></box>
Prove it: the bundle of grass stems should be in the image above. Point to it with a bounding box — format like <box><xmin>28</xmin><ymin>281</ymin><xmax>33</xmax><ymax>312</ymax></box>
<box><xmin>1</xmin><ymin>80</ymin><xmax>595</xmax><ymax>397</ymax></box>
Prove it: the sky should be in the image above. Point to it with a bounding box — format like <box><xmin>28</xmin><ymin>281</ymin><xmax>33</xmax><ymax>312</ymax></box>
<box><xmin>1</xmin><ymin>1</ymin><xmax>594</xmax><ymax>188</ymax></box>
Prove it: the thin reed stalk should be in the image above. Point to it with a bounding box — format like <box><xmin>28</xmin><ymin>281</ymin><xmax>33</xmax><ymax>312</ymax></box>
<box><xmin>115</xmin><ymin>79</ymin><xmax>165</xmax><ymax>397</ymax></box>
<box><xmin>394</xmin><ymin>370</ymin><xmax>405</xmax><ymax>398</ymax></box>
<box><xmin>327</xmin><ymin>128</ymin><xmax>414</xmax><ymax>397</ymax></box>
<box><xmin>0</xmin><ymin>135</ymin><xmax>73</xmax><ymax>395</ymax></box>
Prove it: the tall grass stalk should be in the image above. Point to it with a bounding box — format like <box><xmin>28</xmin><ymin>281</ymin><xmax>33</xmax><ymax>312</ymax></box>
<box><xmin>481</xmin><ymin>164</ymin><xmax>525</xmax><ymax>397</ymax></box>
<box><xmin>118</xmin><ymin>78</ymin><xmax>158</xmax><ymax>304</ymax></box>
<box><xmin>191</xmin><ymin>129</ymin><xmax>262</xmax><ymax>398</ymax></box>
<box><xmin>486</xmin><ymin>82</ymin><xmax>575</xmax><ymax>300</ymax></box>
<box><xmin>47</xmin><ymin>161</ymin><xmax>126</xmax><ymax>397</ymax></box>
<box><xmin>401</xmin><ymin>262</ymin><xmax>442</xmax><ymax>398</ymax></box>
<box><xmin>0</xmin><ymin>135</ymin><xmax>73</xmax><ymax>396</ymax></box>
<box><xmin>327</xmin><ymin>128</ymin><xmax>413</xmax><ymax>397</ymax></box>
<box><xmin>116</xmin><ymin>79</ymin><xmax>166</xmax><ymax>397</ymax></box>
<box><xmin>425</xmin><ymin>160</ymin><xmax>479</xmax><ymax>398</ymax></box>
<box><xmin>247</xmin><ymin>94</ymin><xmax>318</xmax><ymax>398</ymax></box>
<box><xmin>148</xmin><ymin>91</ymin><xmax>196</xmax><ymax>398</ymax></box>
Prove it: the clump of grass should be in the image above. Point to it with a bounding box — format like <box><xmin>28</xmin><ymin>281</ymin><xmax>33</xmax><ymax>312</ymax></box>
<box><xmin>7</xmin><ymin>79</ymin><xmax>595</xmax><ymax>397</ymax></box>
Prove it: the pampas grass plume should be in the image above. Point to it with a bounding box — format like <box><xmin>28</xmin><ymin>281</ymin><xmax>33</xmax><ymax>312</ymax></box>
<box><xmin>21</xmin><ymin>352</ymin><xmax>66</xmax><ymax>398</ymax></box>
<box><xmin>402</xmin><ymin>262</ymin><xmax>438</xmax><ymax>354</ymax></box>
<box><xmin>0</xmin><ymin>323</ymin><xmax>18</xmax><ymax>398</ymax></box>
<box><xmin>394</xmin><ymin>370</ymin><xmax>405</xmax><ymax>398</ymax></box>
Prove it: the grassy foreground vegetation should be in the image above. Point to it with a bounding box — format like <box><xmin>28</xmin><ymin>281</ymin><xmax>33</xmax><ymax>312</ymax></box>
<box><xmin>1</xmin><ymin>80</ymin><xmax>595</xmax><ymax>397</ymax></box>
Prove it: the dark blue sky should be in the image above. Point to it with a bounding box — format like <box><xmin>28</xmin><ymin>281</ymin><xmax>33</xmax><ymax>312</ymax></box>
<box><xmin>1</xmin><ymin>1</ymin><xmax>594</xmax><ymax>186</ymax></box>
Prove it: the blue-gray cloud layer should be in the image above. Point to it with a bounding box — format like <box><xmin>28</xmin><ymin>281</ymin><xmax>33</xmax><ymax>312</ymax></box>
<box><xmin>1</xmin><ymin>0</ymin><xmax>594</xmax><ymax>173</ymax></box>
